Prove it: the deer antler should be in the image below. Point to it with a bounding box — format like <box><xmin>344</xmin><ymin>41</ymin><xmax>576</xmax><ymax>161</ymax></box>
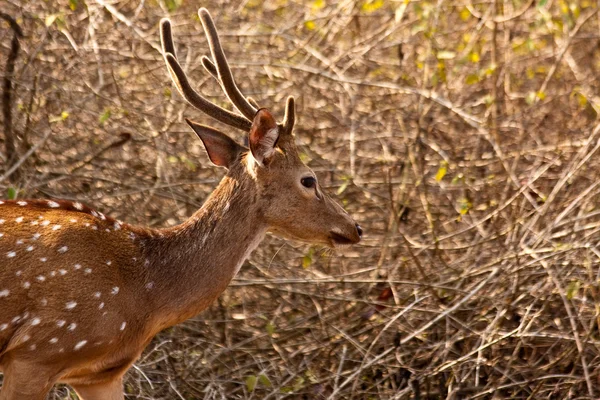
<box><xmin>160</xmin><ymin>8</ymin><xmax>296</xmax><ymax>135</ymax></box>
<box><xmin>160</xmin><ymin>19</ymin><xmax>251</xmax><ymax>131</ymax></box>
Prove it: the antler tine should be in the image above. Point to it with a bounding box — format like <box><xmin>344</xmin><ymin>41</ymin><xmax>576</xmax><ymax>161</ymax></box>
<box><xmin>159</xmin><ymin>18</ymin><xmax>176</xmax><ymax>57</ymax></box>
<box><xmin>201</xmin><ymin>55</ymin><xmax>219</xmax><ymax>80</ymax></box>
<box><xmin>198</xmin><ymin>8</ymin><xmax>258</xmax><ymax>121</ymax></box>
<box><xmin>165</xmin><ymin>54</ymin><xmax>252</xmax><ymax>131</ymax></box>
<box><xmin>246</xmin><ymin>97</ymin><xmax>261</xmax><ymax>109</ymax></box>
<box><xmin>282</xmin><ymin>96</ymin><xmax>296</xmax><ymax>134</ymax></box>
<box><xmin>202</xmin><ymin>56</ymin><xmax>262</xmax><ymax>109</ymax></box>
<box><xmin>160</xmin><ymin>19</ymin><xmax>252</xmax><ymax>132</ymax></box>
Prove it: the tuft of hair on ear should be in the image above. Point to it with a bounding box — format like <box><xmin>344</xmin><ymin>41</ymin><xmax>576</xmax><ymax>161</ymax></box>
<box><xmin>249</xmin><ymin>108</ymin><xmax>280</xmax><ymax>166</ymax></box>
<box><xmin>186</xmin><ymin>119</ymin><xmax>245</xmax><ymax>169</ymax></box>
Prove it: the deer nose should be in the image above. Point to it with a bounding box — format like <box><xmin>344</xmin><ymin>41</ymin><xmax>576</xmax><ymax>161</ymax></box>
<box><xmin>355</xmin><ymin>224</ymin><xmax>363</xmax><ymax>238</ymax></box>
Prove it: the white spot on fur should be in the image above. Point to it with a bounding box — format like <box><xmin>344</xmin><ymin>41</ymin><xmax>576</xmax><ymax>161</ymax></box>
<box><xmin>41</xmin><ymin>298</ymin><xmax>48</xmax><ymax>306</ymax></box>
<box><xmin>74</xmin><ymin>264</ymin><xmax>81</xmax><ymax>270</ymax></box>
<box><xmin>65</xmin><ymin>301</ymin><xmax>77</xmax><ymax>310</ymax></box>
<box><xmin>58</xmin><ymin>246</ymin><xmax>68</xmax><ymax>253</ymax></box>
<box><xmin>7</xmin><ymin>251</ymin><xmax>15</xmax><ymax>258</ymax></box>
<box><xmin>17</xmin><ymin>201</ymin><xmax>27</xmax><ymax>206</ymax></box>
<box><xmin>120</xmin><ymin>322</ymin><xmax>126</xmax><ymax>331</ymax></box>
<box><xmin>73</xmin><ymin>202</ymin><xmax>83</xmax><ymax>210</ymax></box>
<box><xmin>32</xmin><ymin>233</ymin><xmax>41</xmax><ymax>240</ymax></box>
<box><xmin>74</xmin><ymin>340</ymin><xmax>87</xmax><ymax>350</ymax></box>
<box><xmin>84</xmin><ymin>268</ymin><xmax>92</xmax><ymax>274</ymax></box>
<box><xmin>0</xmin><ymin>289</ymin><xmax>9</xmax><ymax>298</ymax></box>
<box><xmin>36</xmin><ymin>275</ymin><xmax>46</xmax><ymax>282</ymax></box>
<box><xmin>15</xmin><ymin>217</ymin><xmax>23</xmax><ymax>223</ymax></box>
<box><xmin>56</xmin><ymin>320</ymin><xmax>66</xmax><ymax>327</ymax></box>
<box><xmin>40</xmin><ymin>257</ymin><xmax>47</xmax><ymax>262</ymax></box>
<box><xmin>26</xmin><ymin>246</ymin><xmax>34</xmax><ymax>251</ymax></box>
<box><xmin>31</xmin><ymin>318</ymin><xmax>41</xmax><ymax>326</ymax></box>
<box><xmin>98</xmin><ymin>302</ymin><xmax>105</xmax><ymax>310</ymax></box>
<box><xmin>68</xmin><ymin>322</ymin><xmax>77</xmax><ymax>331</ymax></box>
<box><xmin>145</xmin><ymin>282</ymin><xmax>154</xmax><ymax>290</ymax></box>
<box><xmin>48</xmin><ymin>201</ymin><xmax>60</xmax><ymax>208</ymax></box>
<box><xmin>23</xmin><ymin>281</ymin><xmax>30</xmax><ymax>289</ymax></box>
<box><xmin>59</xmin><ymin>269</ymin><xmax>67</xmax><ymax>275</ymax></box>
<box><xmin>111</xmin><ymin>287</ymin><xmax>119</xmax><ymax>295</ymax></box>
<box><xmin>41</xmin><ymin>220</ymin><xmax>50</xmax><ymax>226</ymax></box>
<box><xmin>49</xmin><ymin>337</ymin><xmax>58</xmax><ymax>344</ymax></box>
<box><xmin>0</xmin><ymin>324</ymin><xmax>7</xmax><ymax>331</ymax></box>
<box><xmin>52</xmin><ymin>224</ymin><xmax>61</xmax><ymax>231</ymax></box>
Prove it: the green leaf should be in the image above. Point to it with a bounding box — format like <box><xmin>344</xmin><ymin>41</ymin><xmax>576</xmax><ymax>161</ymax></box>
<box><xmin>302</xmin><ymin>248</ymin><xmax>314</xmax><ymax>269</ymax></box>
<box><xmin>259</xmin><ymin>374</ymin><xmax>272</xmax><ymax>388</ymax></box>
<box><xmin>457</xmin><ymin>197</ymin><xmax>472</xmax><ymax>215</ymax></box>
<box><xmin>180</xmin><ymin>156</ymin><xmax>197</xmax><ymax>172</ymax></box>
<box><xmin>99</xmin><ymin>108</ymin><xmax>111</xmax><ymax>125</ymax></box>
<box><xmin>45</xmin><ymin>14</ymin><xmax>57</xmax><ymax>27</ymax></box>
<box><xmin>167</xmin><ymin>155</ymin><xmax>179</xmax><ymax>163</ymax></box>
<box><xmin>246</xmin><ymin>375</ymin><xmax>258</xmax><ymax>392</ymax></box>
<box><xmin>304</xmin><ymin>20</ymin><xmax>316</xmax><ymax>30</ymax></box>
<box><xmin>7</xmin><ymin>187</ymin><xmax>17</xmax><ymax>200</ymax></box>
<box><xmin>164</xmin><ymin>0</ymin><xmax>182</xmax><ymax>12</ymax></box>
<box><xmin>459</xmin><ymin>7</ymin><xmax>471</xmax><ymax>21</ymax></box>
<box><xmin>362</xmin><ymin>0</ymin><xmax>384</xmax><ymax>12</ymax></box>
<box><xmin>465</xmin><ymin>74</ymin><xmax>480</xmax><ymax>85</ymax></box>
<box><xmin>469</xmin><ymin>51</ymin><xmax>480</xmax><ymax>63</ymax></box>
<box><xmin>536</xmin><ymin>91</ymin><xmax>546</xmax><ymax>101</ymax></box>
<box><xmin>525</xmin><ymin>91</ymin><xmax>537</xmax><ymax>105</ymax></box>
<box><xmin>266</xmin><ymin>322</ymin><xmax>275</xmax><ymax>336</ymax></box>
<box><xmin>435</xmin><ymin>161</ymin><xmax>448</xmax><ymax>182</ymax></box>
<box><xmin>336</xmin><ymin>179</ymin><xmax>349</xmax><ymax>195</ymax></box>
<box><xmin>293</xmin><ymin>376</ymin><xmax>305</xmax><ymax>391</ymax></box>
<box><xmin>69</xmin><ymin>0</ymin><xmax>78</xmax><ymax>11</ymax></box>
<box><xmin>537</xmin><ymin>0</ymin><xmax>548</xmax><ymax>7</ymax></box>
<box><xmin>49</xmin><ymin>111</ymin><xmax>69</xmax><ymax>123</ymax></box>
<box><xmin>311</xmin><ymin>0</ymin><xmax>325</xmax><ymax>10</ymax></box>
<box><xmin>566</xmin><ymin>280</ymin><xmax>580</xmax><ymax>300</ymax></box>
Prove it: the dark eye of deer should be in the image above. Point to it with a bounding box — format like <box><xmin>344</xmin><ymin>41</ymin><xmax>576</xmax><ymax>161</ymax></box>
<box><xmin>301</xmin><ymin>177</ymin><xmax>316</xmax><ymax>188</ymax></box>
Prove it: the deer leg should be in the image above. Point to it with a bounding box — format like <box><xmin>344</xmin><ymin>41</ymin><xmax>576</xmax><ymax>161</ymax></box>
<box><xmin>0</xmin><ymin>360</ymin><xmax>55</xmax><ymax>400</ymax></box>
<box><xmin>71</xmin><ymin>377</ymin><xmax>124</xmax><ymax>400</ymax></box>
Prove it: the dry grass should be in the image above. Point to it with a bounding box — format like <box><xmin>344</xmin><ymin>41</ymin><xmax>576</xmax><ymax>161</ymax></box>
<box><xmin>3</xmin><ymin>0</ymin><xmax>600</xmax><ymax>398</ymax></box>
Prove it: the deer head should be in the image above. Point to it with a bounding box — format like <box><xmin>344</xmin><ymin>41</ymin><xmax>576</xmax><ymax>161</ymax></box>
<box><xmin>160</xmin><ymin>8</ymin><xmax>362</xmax><ymax>247</ymax></box>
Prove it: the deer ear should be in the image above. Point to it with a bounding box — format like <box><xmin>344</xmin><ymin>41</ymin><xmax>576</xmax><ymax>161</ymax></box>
<box><xmin>186</xmin><ymin>119</ymin><xmax>244</xmax><ymax>169</ymax></box>
<box><xmin>249</xmin><ymin>109</ymin><xmax>279</xmax><ymax>166</ymax></box>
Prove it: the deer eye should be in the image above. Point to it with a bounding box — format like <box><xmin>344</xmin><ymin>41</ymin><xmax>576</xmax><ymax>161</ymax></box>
<box><xmin>301</xmin><ymin>176</ymin><xmax>316</xmax><ymax>188</ymax></box>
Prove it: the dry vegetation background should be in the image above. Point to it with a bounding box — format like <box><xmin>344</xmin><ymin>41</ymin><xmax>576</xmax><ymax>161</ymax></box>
<box><xmin>4</xmin><ymin>0</ymin><xmax>600</xmax><ymax>398</ymax></box>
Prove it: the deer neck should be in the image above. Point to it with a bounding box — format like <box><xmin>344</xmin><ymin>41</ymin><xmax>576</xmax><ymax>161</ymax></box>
<box><xmin>142</xmin><ymin>170</ymin><xmax>265</xmax><ymax>330</ymax></box>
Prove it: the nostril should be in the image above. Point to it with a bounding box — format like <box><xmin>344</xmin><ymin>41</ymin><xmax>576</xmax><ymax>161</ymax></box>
<box><xmin>355</xmin><ymin>224</ymin><xmax>363</xmax><ymax>238</ymax></box>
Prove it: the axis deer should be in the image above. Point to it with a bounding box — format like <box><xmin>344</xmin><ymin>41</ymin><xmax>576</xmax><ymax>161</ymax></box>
<box><xmin>0</xmin><ymin>8</ymin><xmax>361</xmax><ymax>400</ymax></box>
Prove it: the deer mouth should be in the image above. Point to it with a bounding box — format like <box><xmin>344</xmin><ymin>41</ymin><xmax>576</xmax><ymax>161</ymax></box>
<box><xmin>329</xmin><ymin>231</ymin><xmax>357</xmax><ymax>246</ymax></box>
